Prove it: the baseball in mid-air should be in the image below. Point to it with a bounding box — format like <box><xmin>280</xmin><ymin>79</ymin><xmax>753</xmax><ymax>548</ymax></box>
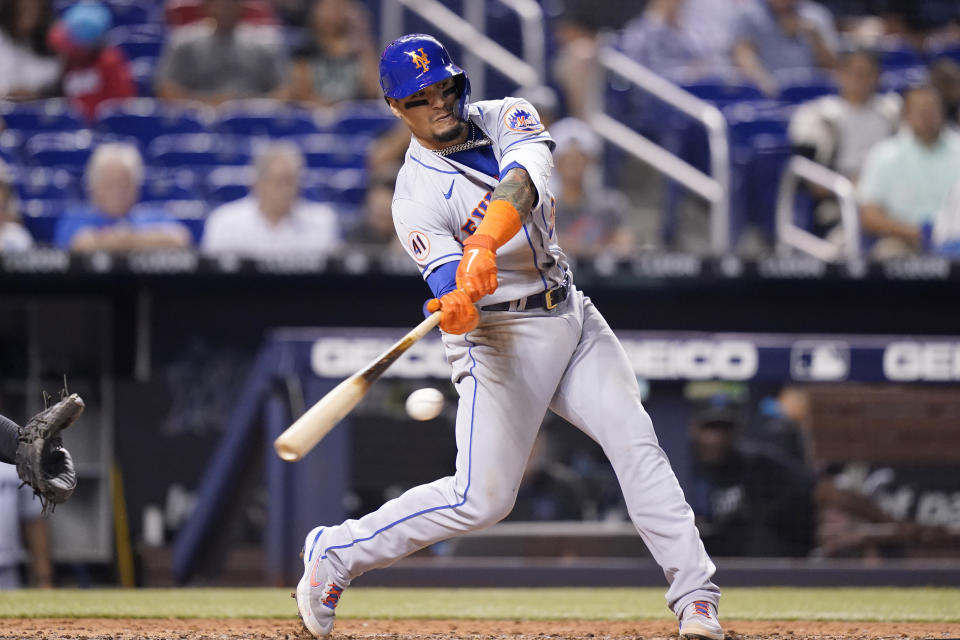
<box><xmin>405</xmin><ymin>387</ymin><xmax>444</xmax><ymax>421</ymax></box>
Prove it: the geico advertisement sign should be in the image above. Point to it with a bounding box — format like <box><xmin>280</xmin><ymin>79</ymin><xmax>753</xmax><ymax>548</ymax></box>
<box><xmin>883</xmin><ymin>342</ymin><xmax>960</xmax><ymax>381</ymax></box>
<box><xmin>311</xmin><ymin>337</ymin><xmax>759</xmax><ymax>381</ymax></box>
<box><xmin>620</xmin><ymin>339</ymin><xmax>758</xmax><ymax>380</ymax></box>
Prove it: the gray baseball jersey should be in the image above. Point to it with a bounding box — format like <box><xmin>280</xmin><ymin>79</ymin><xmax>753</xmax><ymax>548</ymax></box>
<box><xmin>391</xmin><ymin>98</ymin><xmax>568</xmax><ymax>306</ymax></box>
<box><xmin>307</xmin><ymin>98</ymin><xmax>720</xmax><ymax>616</ymax></box>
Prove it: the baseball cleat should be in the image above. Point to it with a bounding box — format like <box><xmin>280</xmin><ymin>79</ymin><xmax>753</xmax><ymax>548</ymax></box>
<box><xmin>679</xmin><ymin>600</ymin><xmax>724</xmax><ymax>640</ymax></box>
<box><xmin>296</xmin><ymin>526</ymin><xmax>349</xmax><ymax>637</ymax></box>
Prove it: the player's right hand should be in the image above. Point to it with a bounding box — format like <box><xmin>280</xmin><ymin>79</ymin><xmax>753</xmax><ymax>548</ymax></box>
<box><xmin>456</xmin><ymin>234</ymin><xmax>498</xmax><ymax>302</ymax></box>
<box><xmin>427</xmin><ymin>290</ymin><xmax>478</xmax><ymax>334</ymax></box>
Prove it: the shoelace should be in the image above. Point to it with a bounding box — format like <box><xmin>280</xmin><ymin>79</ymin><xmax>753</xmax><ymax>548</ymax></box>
<box><xmin>321</xmin><ymin>584</ymin><xmax>344</xmax><ymax>610</ymax></box>
<box><xmin>692</xmin><ymin>602</ymin><xmax>712</xmax><ymax>618</ymax></box>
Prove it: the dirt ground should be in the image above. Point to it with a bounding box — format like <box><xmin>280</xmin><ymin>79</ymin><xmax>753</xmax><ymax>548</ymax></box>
<box><xmin>0</xmin><ymin>618</ymin><xmax>958</xmax><ymax>640</ymax></box>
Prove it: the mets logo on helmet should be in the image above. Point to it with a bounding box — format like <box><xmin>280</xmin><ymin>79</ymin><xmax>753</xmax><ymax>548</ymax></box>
<box><xmin>410</xmin><ymin>47</ymin><xmax>430</xmax><ymax>72</ymax></box>
<box><xmin>504</xmin><ymin>104</ymin><xmax>544</xmax><ymax>133</ymax></box>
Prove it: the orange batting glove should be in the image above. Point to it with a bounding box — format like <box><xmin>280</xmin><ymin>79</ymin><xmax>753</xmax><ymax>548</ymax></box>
<box><xmin>426</xmin><ymin>290</ymin><xmax>478</xmax><ymax>334</ymax></box>
<box><xmin>456</xmin><ymin>200</ymin><xmax>523</xmax><ymax>302</ymax></box>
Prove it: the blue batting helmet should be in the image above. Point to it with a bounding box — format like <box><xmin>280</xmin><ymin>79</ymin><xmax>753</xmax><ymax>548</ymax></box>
<box><xmin>379</xmin><ymin>34</ymin><xmax>471</xmax><ymax>120</ymax></box>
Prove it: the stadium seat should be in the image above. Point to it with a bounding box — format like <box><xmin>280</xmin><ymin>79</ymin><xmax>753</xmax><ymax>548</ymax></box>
<box><xmin>928</xmin><ymin>44</ymin><xmax>960</xmax><ymax>65</ymax></box>
<box><xmin>0</xmin><ymin>130</ymin><xmax>23</xmax><ymax>164</ymax></box>
<box><xmin>293</xmin><ymin>134</ymin><xmax>368</xmax><ymax>169</ymax></box>
<box><xmin>142</xmin><ymin>167</ymin><xmax>201</xmax><ymax>201</ymax></box>
<box><xmin>129</xmin><ymin>56</ymin><xmax>159</xmax><ymax>98</ymax></box>
<box><xmin>147</xmin><ymin>133</ymin><xmax>253</xmax><ymax>168</ymax></box>
<box><xmin>19</xmin><ymin>199</ymin><xmax>67</xmax><ymax>244</ymax></box>
<box><xmin>13</xmin><ymin>167</ymin><xmax>81</xmax><ymax>202</ymax></box>
<box><xmin>775</xmin><ymin>69</ymin><xmax>838</xmax><ymax>103</ymax></box>
<box><xmin>216</xmin><ymin>100</ymin><xmax>320</xmax><ymax>138</ymax></box>
<box><xmin>95</xmin><ymin>98</ymin><xmax>212</xmax><ymax>147</ymax></box>
<box><xmin>107</xmin><ymin>24</ymin><xmax>166</xmax><ymax>61</ymax></box>
<box><xmin>879</xmin><ymin>66</ymin><xmax>928</xmax><ymax>93</ymax></box>
<box><xmin>205</xmin><ymin>165</ymin><xmax>255</xmax><ymax>204</ymax></box>
<box><xmin>326</xmin><ymin>168</ymin><xmax>367</xmax><ymax>205</ymax></box>
<box><xmin>679</xmin><ymin>78</ymin><xmax>765</xmax><ymax>106</ymax></box>
<box><xmin>876</xmin><ymin>41</ymin><xmax>924</xmax><ymax>70</ymax></box>
<box><xmin>0</xmin><ymin>99</ymin><xmax>84</xmax><ymax>133</ymax></box>
<box><xmin>24</xmin><ymin>131</ymin><xmax>95</xmax><ymax>174</ymax></box>
<box><xmin>329</xmin><ymin>101</ymin><xmax>397</xmax><ymax>136</ymax></box>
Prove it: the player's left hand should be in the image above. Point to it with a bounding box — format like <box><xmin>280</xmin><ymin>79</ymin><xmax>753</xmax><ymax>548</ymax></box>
<box><xmin>456</xmin><ymin>234</ymin><xmax>498</xmax><ymax>302</ymax></box>
<box><xmin>15</xmin><ymin>392</ymin><xmax>84</xmax><ymax>514</ymax></box>
<box><xmin>427</xmin><ymin>290</ymin><xmax>478</xmax><ymax>334</ymax></box>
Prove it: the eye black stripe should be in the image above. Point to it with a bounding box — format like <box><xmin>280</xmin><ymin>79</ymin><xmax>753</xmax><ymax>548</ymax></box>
<box><xmin>404</xmin><ymin>99</ymin><xmax>429</xmax><ymax>108</ymax></box>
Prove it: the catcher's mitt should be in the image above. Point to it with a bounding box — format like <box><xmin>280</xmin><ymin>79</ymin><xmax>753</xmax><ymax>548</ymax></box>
<box><xmin>16</xmin><ymin>390</ymin><xmax>84</xmax><ymax>514</ymax></box>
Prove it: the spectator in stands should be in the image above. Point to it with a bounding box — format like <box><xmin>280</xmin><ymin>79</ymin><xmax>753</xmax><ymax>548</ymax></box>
<box><xmin>156</xmin><ymin>0</ymin><xmax>287</xmax><ymax>106</ymax></box>
<box><xmin>550</xmin><ymin>118</ymin><xmax>634</xmax><ymax>257</ymax></box>
<box><xmin>0</xmin><ymin>463</ymin><xmax>52</xmax><ymax>589</ymax></box>
<box><xmin>680</xmin><ymin>0</ymin><xmax>754</xmax><ymax>63</ymax></box>
<box><xmin>788</xmin><ymin>49</ymin><xmax>901</xmax><ymax>236</ymax></box>
<box><xmin>345</xmin><ymin>171</ymin><xmax>403</xmax><ymax>255</ymax></box>
<box><xmin>930</xmin><ymin>57</ymin><xmax>960</xmax><ymax>127</ymax></box>
<box><xmin>790</xmin><ymin>50</ymin><xmax>900</xmax><ymax>182</ymax></box>
<box><xmin>550</xmin><ymin>0</ymin><xmax>638</xmax><ymax>118</ymax></box>
<box><xmin>0</xmin><ymin>0</ymin><xmax>60</xmax><ymax>100</ymax></box>
<box><xmin>54</xmin><ymin>143</ymin><xmax>192</xmax><ymax>252</ymax></box>
<box><xmin>688</xmin><ymin>403</ymin><xmax>817</xmax><ymax>558</ymax></box>
<box><xmin>202</xmin><ymin>141</ymin><xmax>340</xmax><ymax>256</ymax></box>
<box><xmin>47</xmin><ymin>1</ymin><xmax>136</xmax><ymax>122</ymax></box>
<box><xmin>619</xmin><ymin>0</ymin><xmax>711</xmax><ymax>79</ymax></box>
<box><xmin>858</xmin><ymin>85</ymin><xmax>960</xmax><ymax>256</ymax></box>
<box><xmin>0</xmin><ymin>160</ymin><xmax>33</xmax><ymax>252</ymax></box>
<box><xmin>732</xmin><ymin>0</ymin><xmax>839</xmax><ymax>97</ymax></box>
<box><xmin>282</xmin><ymin>0</ymin><xmax>379</xmax><ymax>106</ymax></box>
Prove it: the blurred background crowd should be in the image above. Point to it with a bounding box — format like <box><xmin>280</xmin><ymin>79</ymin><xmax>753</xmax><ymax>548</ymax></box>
<box><xmin>0</xmin><ymin>0</ymin><xmax>959</xmax><ymax>259</ymax></box>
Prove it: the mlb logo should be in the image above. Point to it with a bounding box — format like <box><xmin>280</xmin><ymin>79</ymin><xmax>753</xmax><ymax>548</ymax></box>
<box><xmin>790</xmin><ymin>341</ymin><xmax>850</xmax><ymax>381</ymax></box>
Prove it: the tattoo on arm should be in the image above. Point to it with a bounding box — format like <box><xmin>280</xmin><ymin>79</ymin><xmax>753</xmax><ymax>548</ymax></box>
<box><xmin>491</xmin><ymin>167</ymin><xmax>537</xmax><ymax>215</ymax></box>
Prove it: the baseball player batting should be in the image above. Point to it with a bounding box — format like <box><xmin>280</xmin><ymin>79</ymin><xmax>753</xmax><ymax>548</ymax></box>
<box><xmin>296</xmin><ymin>34</ymin><xmax>722</xmax><ymax>640</ymax></box>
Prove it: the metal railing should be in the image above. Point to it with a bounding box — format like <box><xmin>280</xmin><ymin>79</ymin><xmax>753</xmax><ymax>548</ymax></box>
<box><xmin>776</xmin><ymin>155</ymin><xmax>861</xmax><ymax>262</ymax></box>
<box><xmin>587</xmin><ymin>46</ymin><xmax>731</xmax><ymax>254</ymax></box>
<box><xmin>381</xmin><ymin>0</ymin><xmax>541</xmax><ymax>101</ymax></box>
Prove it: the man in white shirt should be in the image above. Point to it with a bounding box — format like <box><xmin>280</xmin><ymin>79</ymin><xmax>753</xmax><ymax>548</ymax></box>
<box><xmin>202</xmin><ymin>142</ymin><xmax>341</xmax><ymax>256</ymax></box>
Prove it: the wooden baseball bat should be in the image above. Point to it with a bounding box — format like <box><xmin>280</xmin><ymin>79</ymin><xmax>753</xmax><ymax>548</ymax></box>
<box><xmin>274</xmin><ymin>311</ymin><xmax>442</xmax><ymax>462</ymax></box>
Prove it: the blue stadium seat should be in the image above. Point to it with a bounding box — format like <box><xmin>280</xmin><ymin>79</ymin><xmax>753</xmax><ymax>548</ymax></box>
<box><xmin>216</xmin><ymin>100</ymin><xmax>320</xmax><ymax>138</ymax></box>
<box><xmin>0</xmin><ymin>130</ymin><xmax>23</xmax><ymax>164</ymax></box>
<box><xmin>325</xmin><ymin>168</ymin><xmax>367</xmax><ymax>205</ymax></box>
<box><xmin>293</xmin><ymin>134</ymin><xmax>368</xmax><ymax>169</ymax></box>
<box><xmin>879</xmin><ymin>66</ymin><xmax>928</xmax><ymax>93</ymax></box>
<box><xmin>13</xmin><ymin>167</ymin><xmax>80</xmax><ymax>201</ymax></box>
<box><xmin>877</xmin><ymin>41</ymin><xmax>924</xmax><ymax>70</ymax></box>
<box><xmin>928</xmin><ymin>44</ymin><xmax>960</xmax><ymax>65</ymax></box>
<box><xmin>19</xmin><ymin>199</ymin><xmax>67</xmax><ymax>244</ymax></box>
<box><xmin>24</xmin><ymin>131</ymin><xmax>95</xmax><ymax>174</ymax></box>
<box><xmin>95</xmin><ymin>98</ymin><xmax>212</xmax><ymax>147</ymax></box>
<box><xmin>0</xmin><ymin>99</ymin><xmax>84</xmax><ymax>133</ymax></box>
<box><xmin>680</xmin><ymin>78</ymin><xmax>765</xmax><ymax>106</ymax></box>
<box><xmin>129</xmin><ymin>56</ymin><xmax>159</xmax><ymax>97</ymax></box>
<box><xmin>329</xmin><ymin>101</ymin><xmax>396</xmax><ymax>136</ymax></box>
<box><xmin>147</xmin><ymin>133</ymin><xmax>253</xmax><ymax>168</ymax></box>
<box><xmin>107</xmin><ymin>24</ymin><xmax>166</xmax><ymax>60</ymax></box>
<box><xmin>775</xmin><ymin>69</ymin><xmax>838</xmax><ymax>103</ymax></box>
<box><xmin>205</xmin><ymin>165</ymin><xmax>255</xmax><ymax>203</ymax></box>
<box><xmin>142</xmin><ymin>167</ymin><xmax>201</xmax><ymax>201</ymax></box>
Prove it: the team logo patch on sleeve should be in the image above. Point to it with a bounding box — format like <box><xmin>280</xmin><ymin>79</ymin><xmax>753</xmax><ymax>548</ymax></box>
<box><xmin>504</xmin><ymin>105</ymin><xmax>544</xmax><ymax>133</ymax></box>
<box><xmin>408</xmin><ymin>230</ymin><xmax>431</xmax><ymax>261</ymax></box>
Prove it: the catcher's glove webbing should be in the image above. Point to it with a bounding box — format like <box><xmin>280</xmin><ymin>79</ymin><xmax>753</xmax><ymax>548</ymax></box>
<box><xmin>15</xmin><ymin>389</ymin><xmax>84</xmax><ymax>514</ymax></box>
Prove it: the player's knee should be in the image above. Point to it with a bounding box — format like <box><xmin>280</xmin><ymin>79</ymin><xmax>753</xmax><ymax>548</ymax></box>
<box><xmin>463</xmin><ymin>483</ymin><xmax>516</xmax><ymax>529</ymax></box>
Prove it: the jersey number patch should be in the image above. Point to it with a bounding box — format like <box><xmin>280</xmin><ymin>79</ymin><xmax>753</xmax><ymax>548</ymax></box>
<box><xmin>408</xmin><ymin>230</ymin><xmax>431</xmax><ymax>260</ymax></box>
